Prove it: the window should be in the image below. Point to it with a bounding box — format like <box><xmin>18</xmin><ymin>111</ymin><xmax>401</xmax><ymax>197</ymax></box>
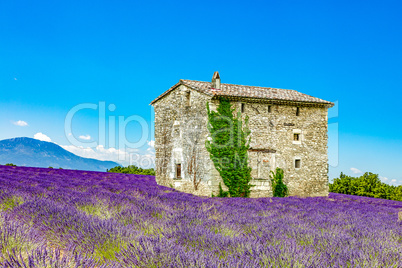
<box><xmin>185</xmin><ymin>92</ymin><xmax>191</xmax><ymax>107</ymax></box>
<box><xmin>296</xmin><ymin>107</ymin><xmax>300</xmax><ymax>116</ymax></box>
<box><xmin>241</xmin><ymin>103</ymin><xmax>245</xmax><ymax>113</ymax></box>
<box><xmin>176</xmin><ymin>164</ymin><xmax>181</xmax><ymax>178</ymax></box>
<box><xmin>295</xmin><ymin>159</ymin><xmax>301</xmax><ymax>169</ymax></box>
<box><xmin>293</xmin><ymin>129</ymin><xmax>301</xmax><ymax>144</ymax></box>
<box><xmin>268</xmin><ymin>105</ymin><xmax>271</xmax><ymax>113</ymax></box>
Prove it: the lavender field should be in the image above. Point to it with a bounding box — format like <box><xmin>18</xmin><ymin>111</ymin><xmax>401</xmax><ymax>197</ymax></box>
<box><xmin>0</xmin><ymin>165</ymin><xmax>401</xmax><ymax>267</ymax></box>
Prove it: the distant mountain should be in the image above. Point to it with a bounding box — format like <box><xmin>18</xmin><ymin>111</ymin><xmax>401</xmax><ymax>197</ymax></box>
<box><xmin>0</xmin><ymin>137</ymin><xmax>120</xmax><ymax>172</ymax></box>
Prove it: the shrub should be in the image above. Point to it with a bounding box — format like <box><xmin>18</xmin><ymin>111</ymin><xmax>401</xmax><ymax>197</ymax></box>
<box><xmin>270</xmin><ymin>168</ymin><xmax>288</xmax><ymax>197</ymax></box>
<box><xmin>330</xmin><ymin>172</ymin><xmax>402</xmax><ymax>201</ymax></box>
<box><xmin>211</xmin><ymin>182</ymin><xmax>230</xmax><ymax>198</ymax></box>
<box><xmin>108</xmin><ymin>165</ymin><xmax>155</xmax><ymax>176</ymax></box>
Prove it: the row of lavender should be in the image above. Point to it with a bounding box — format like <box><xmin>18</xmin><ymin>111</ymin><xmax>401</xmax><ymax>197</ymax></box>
<box><xmin>0</xmin><ymin>165</ymin><xmax>401</xmax><ymax>267</ymax></box>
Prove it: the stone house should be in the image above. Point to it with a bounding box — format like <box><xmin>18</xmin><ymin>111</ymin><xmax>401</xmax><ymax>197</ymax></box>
<box><xmin>150</xmin><ymin>72</ymin><xmax>334</xmax><ymax>197</ymax></box>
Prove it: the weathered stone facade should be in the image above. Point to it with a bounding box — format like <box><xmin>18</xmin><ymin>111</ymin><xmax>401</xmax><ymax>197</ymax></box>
<box><xmin>151</xmin><ymin>73</ymin><xmax>333</xmax><ymax>197</ymax></box>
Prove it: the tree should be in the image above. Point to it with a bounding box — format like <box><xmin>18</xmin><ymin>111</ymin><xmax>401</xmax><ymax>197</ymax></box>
<box><xmin>205</xmin><ymin>97</ymin><xmax>253</xmax><ymax>197</ymax></box>
<box><xmin>329</xmin><ymin>172</ymin><xmax>353</xmax><ymax>195</ymax></box>
<box><xmin>108</xmin><ymin>165</ymin><xmax>155</xmax><ymax>175</ymax></box>
<box><xmin>354</xmin><ymin>172</ymin><xmax>382</xmax><ymax>197</ymax></box>
<box><xmin>270</xmin><ymin>167</ymin><xmax>288</xmax><ymax>197</ymax></box>
<box><xmin>391</xmin><ymin>186</ymin><xmax>402</xmax><ymax>201</ymax></box>
<box><xmin>329</xmin><ymin>172</ymin><xmax>402</xmax><ymax>201</ymax></box>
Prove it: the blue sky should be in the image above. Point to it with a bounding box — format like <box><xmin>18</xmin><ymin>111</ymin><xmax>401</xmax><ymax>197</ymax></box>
<box><xmin>1</xmin><ymin>0</ymin><xmax>401</xmax><ymax>183</ymax></box>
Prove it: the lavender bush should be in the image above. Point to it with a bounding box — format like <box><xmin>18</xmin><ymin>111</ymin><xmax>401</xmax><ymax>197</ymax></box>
<box><xmin>0</xmin><ymin>165</ymin><xmax>401</xmax><ymax>267</ymax></box>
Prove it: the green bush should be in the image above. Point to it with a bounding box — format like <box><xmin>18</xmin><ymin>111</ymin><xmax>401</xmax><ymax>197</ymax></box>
<box><xmin>330</xmin><ymin>172</ymin><xmax>402</xmax><ymax>201</ymax></box>
<box><xmin>270</xmin><ymin>168</ymin><xmax>288</xmax><ymax>197</ymax></box>
<box><xmin>107</xmin><ymin>165</ymin><xmax>155</xmax><ymax>176</ymax></box>
<box><xmin>5</xmin><ymin>163</ymin><xmax>16</xmax><ymax>166</ymax></box>
<box><xmin>211</xmin><ymin>182</ymin><xmax>228</xmax><ymax>197</ymax></box>
<box><xmin>391</xmin><ymin>186</ymin><xmax>402</xmax><ymax>201</ymax></box>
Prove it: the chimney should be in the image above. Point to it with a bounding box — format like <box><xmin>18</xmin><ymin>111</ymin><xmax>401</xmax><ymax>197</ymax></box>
<box><xmin>211</xmin><ymin>71</ymin><xmax>221</xmax><ymax>89</ymax></box>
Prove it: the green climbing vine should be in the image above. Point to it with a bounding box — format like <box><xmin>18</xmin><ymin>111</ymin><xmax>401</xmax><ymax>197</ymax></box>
<box><xmin>206</xmin><ymin>97</ymin><xmax>253</xmax><ymax>197</ymax></box>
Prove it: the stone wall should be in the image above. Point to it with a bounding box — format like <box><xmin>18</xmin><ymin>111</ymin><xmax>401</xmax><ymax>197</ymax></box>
<box><xmin>153</xmin><ymin>85</ymin><xmax>217</xmax><ymax>196</ymax></box>
<box><xmin>153</xmin><ymin>86</ymin><xmax>329</xmax><ymax>198</ymax></box>
<box><xmin>237</xmin><ymin>102</ymin><xmax>329</xmax><ymax>197</ymax></box>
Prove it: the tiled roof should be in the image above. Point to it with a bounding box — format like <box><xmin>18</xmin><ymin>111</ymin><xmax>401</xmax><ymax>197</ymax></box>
<box><xmin>150</xmin><ymin>79</ymin><xmax>334</xmax><ymax>107</ymax></box>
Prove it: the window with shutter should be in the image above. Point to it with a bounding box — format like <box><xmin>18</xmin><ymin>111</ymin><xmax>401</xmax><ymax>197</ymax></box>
<box><xmin>176</xmin><ymin>164</ymin><xmax>181</xmax><ymax>179</ymax></box>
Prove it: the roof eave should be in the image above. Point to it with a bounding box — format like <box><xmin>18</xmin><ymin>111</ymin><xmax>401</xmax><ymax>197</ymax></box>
<box><xmin>150</xmin><ymin>80</ymin><xmax>214</xmax><ymax>106</ymax></box>
<box><xmin>149</xmin><ymin>81</ymin><xmax>183</xmax><ymax>106</ymax></box>
<box><xmin>211</xmin><ymin>95</ymin><xmax>334</xmax><ymax>108</ymax></box>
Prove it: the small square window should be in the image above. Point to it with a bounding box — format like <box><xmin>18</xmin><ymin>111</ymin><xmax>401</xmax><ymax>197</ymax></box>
<box><xmin>241</xmin><ymin>103</ymin><xmax>245</xmax><ymax>113</ymax></box>
<box><xmin>268</xmin><ymin>105</ymin><xmax>271</xmax><ymax>113</ymax></box>
<box><xmin>294</xmin><ymin>133</ymin><xmax>300</xmax><ymax>141</ymax></box>
<box><xmin>295</xmin><ymin>159</ymin><xmax>301</xmax><ymax>169</ymax></box>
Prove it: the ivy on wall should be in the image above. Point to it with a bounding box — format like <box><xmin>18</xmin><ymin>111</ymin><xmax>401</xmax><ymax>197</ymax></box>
<box><xmin>206</xmin><ymin>97</ymin><xmax>253</xmax><ymax>197</ymax></box>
